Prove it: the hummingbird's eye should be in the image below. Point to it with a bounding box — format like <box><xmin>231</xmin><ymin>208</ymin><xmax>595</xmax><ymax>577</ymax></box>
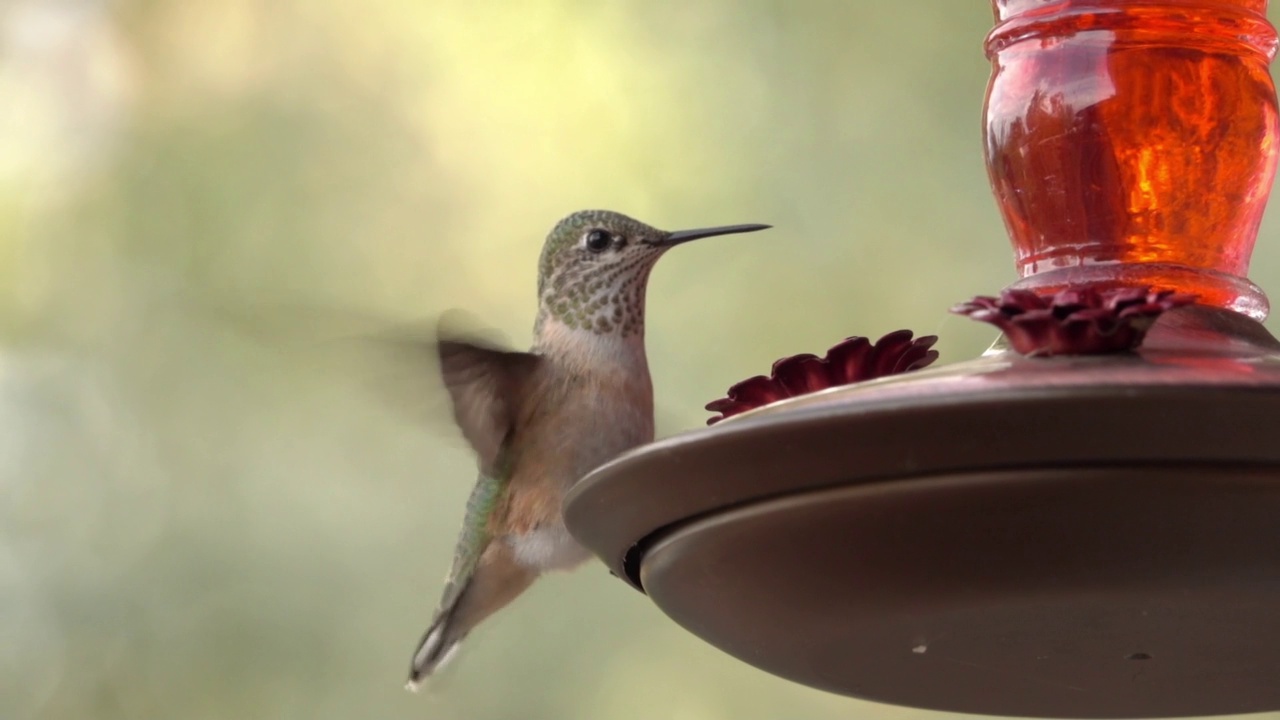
<box><xmin>584</xmin><ymin>229</ymin><xmax>612</xmax><ymax>253</ymax></box>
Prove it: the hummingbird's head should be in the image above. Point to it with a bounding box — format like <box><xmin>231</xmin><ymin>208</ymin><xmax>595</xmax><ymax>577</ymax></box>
<box><xmin>535</xmin><ymin>209</ymin><xmax>768</xmax><ymax>339</ymax></box>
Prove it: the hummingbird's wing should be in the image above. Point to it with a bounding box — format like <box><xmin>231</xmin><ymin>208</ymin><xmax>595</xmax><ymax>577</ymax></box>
<box><xmin>203</xmin><ymin>300</ymin><xmax>456</xmax><ymax>427</ymax></box>
<box><xmin>207</xmin><ymin>301</ymin><xmax>541</xmax><ymax>470</ymax></box>
<box><xmin>435</xmin><ymin>313</ymin><xmax>541</xmax><ymax>476</ymax></box>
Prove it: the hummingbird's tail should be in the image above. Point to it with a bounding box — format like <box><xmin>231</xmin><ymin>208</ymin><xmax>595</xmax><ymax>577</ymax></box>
<box><xmin>405</xmin><ymin>544</ymin><xmax>537</xmax><ymax>691</ymax></box>
<box><xmin>405</xmin><ymin>609</ymin><xmax>465</xmax><ymax>690</ymax></box>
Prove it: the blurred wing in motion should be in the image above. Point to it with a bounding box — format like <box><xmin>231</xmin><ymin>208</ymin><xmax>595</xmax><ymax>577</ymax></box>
<box><xmin>205</xmin><ymin>302</ymin><xmax>536</xmax><ymax>456</ymax></box>
<box><xmin>434</xmin><ymin>310</ymin><xmax>541</xmax><ymax>474</ymax></box>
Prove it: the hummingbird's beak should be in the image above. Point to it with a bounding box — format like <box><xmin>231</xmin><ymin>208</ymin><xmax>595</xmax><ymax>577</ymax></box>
<box><xmin>651</xmin><ymin>223</ymin><xmax>771</xmax><ymax>248</ymax></box>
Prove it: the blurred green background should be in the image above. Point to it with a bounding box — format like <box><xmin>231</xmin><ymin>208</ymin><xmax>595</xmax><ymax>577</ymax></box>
<box><xmin>6</xmin><ymin>2</ymin><xmax>1280</xmax><ymax>719</ymax></box>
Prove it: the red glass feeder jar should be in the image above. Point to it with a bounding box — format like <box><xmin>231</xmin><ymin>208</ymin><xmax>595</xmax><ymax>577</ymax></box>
<box><xmin>986</xmin><ymin>0</ymin><xmax>1280</xmax><ymax>318</ymax></box>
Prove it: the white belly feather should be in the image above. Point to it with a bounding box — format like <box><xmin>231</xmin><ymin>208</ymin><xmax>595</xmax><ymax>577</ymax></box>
<box><xmin>508</xmin><ymin>525</ymin><xmax>592</xmax><ymax>571</ymax></box>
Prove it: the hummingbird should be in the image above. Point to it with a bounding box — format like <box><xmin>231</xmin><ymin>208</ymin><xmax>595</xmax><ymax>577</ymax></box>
<box><xmin>405</xmin><ymin>209</ymin><xmax>769</xmax><ymax>689</ymax></box>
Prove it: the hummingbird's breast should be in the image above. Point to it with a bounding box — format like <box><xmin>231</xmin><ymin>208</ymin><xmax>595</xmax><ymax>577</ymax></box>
<box><xmin>497</xmin><ymin>338</ymin><xmax>655</xmax><ymax>572</ymax></box>
<box><xmin>526</xmin><ymin>356</ymin><xmax>656</xmax><ymax>491</ymax></box>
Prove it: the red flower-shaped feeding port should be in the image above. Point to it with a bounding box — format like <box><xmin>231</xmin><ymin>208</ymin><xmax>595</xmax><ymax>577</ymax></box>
<box><xmin>950</xmin><ymin>286</ymin><xmax>1197</xmax><ymax>357</ymax></box>
<box><xmin>705</xmin><ymin>330</ymin><xmax>939</xmax><ymax>425</ymax></box>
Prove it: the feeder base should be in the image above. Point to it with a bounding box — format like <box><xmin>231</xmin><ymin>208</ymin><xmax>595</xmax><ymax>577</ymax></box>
<box><xmin>564</xmin><ymin>308</ymin><xmax>1280</xmax><ymax>717</ymax></box>
<box><xmin>644</xmin><ymin>466</ymin><xmax>1280</xmax><ymax>718</ymax></box>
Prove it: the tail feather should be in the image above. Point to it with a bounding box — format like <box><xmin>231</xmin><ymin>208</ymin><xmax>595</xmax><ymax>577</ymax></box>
<box><xmin>405</xmin><ymin>542</ymin><xmax>538</xmax><ymax>691</ymax></box>
<box><xmin>406</xmin><ymin>609</ymin><xmax>467</xmax><ymax>691</ymax></box>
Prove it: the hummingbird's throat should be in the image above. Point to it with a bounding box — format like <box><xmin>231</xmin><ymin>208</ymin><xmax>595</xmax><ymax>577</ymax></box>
<box><xmin>537</xmin><ymin>262</ymin><xmax>652</xmax><ymax>338</ymax></box>
<box><xmin>537</xmin><ymin>285</ymin><xmax>647</xmax><ymax>336</ymax></box>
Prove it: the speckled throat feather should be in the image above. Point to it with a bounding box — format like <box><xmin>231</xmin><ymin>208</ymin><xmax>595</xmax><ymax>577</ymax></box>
<box><xmin>534</xmin><ymin>210</ymin><xmax>666</xmax><ymax>337</ymax></box>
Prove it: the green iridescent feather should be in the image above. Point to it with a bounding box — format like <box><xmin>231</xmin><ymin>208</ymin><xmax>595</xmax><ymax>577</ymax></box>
<box><xmin>435</xmin><ymin>462</ymin><xmax>507</xmax><ymax>615</ymax></box>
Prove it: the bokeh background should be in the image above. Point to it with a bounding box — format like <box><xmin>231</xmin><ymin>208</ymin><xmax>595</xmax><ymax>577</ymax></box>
<box><xmin>6</xmin><ymin>2</ymin><xmax>1280</xmax><ymax>719</ymax></box>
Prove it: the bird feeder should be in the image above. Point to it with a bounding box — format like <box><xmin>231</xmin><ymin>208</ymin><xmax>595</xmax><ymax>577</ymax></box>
<box><xmin>564</xmin><ymin>1</ymin><xmax>1280</xmax><ymax>717</ymax></box>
